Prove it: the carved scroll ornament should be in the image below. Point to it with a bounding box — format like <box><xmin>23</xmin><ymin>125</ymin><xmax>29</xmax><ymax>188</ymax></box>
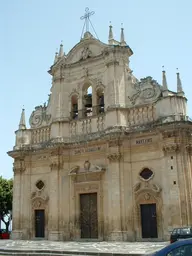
<box><xmin>29</xmin><ymin>105</ymin><xmax>51</xmax><ymax>128</ymax></box>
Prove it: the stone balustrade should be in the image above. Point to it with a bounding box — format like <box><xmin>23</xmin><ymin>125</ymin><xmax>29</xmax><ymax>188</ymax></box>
<box><xmin>31</xmin><ymin>127</ymin><xmax>50</xmax><ymax>144</ymax></box>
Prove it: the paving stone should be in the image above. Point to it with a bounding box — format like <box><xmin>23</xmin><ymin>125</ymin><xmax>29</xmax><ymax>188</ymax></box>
<box><xmin>0</xmin><ymin>240</ymin><xmax>169</xmax><ymax>255</ymax></box>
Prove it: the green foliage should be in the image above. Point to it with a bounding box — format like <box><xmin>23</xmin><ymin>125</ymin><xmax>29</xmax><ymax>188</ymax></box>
<box><xmin>0</xmin><ymin>176</ymin><xmax>13</xmax><ymax>231</ymax></box>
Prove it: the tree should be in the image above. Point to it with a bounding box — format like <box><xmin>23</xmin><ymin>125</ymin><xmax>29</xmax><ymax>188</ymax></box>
<box><xmin>0</xmin><ymin>176</ymin><xmax>13</xmax><ymax>232</ymax></box>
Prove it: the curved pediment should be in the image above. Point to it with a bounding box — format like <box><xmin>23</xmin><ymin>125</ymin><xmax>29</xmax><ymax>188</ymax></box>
<box><xmin>65</xmin><ymin>34</ymin><xmax>107</xmax><ymax>64</ymax></box>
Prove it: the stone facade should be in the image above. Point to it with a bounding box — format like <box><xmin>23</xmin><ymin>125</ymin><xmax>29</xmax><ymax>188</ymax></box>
<box><xmin>8</xmin><ymin>24</ymin><xmax>192</xmax><ymax>242</ymax></box>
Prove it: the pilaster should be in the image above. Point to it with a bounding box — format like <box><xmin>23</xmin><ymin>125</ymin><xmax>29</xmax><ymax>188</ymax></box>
<box><xmin>107</xmin><ymin>139</ymin><xmax>123</xmax><ymax>241</ymax></box>
<box><xmin>11</xmin><ymin>159</ymin><xmax>25</xmax><ymax>239</ymax></box>
<box><xmin>48</xmin><ymin>152</ymin><xmax>63</xmax><ymax>240</ymax></box>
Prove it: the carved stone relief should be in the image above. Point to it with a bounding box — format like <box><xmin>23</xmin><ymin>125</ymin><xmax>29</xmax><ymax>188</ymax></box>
<box><xmin>29</xmin><ymin>105</ymin><xmax>51</xmax><ymax>128</ymax></box>
<box><xmin>128</xmin><ymin>76</ymin><xmax>161</xmax><ymax>106</ymax></box>
<box><xmin>80</xmin><ymin>47</ymin><xmax>92</xmax><ymax>60</ymax></box>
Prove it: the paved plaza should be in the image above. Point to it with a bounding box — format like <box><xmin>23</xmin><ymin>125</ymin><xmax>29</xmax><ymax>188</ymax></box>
<box><xmin>0</xmin><ymin>240</ymin><xmax>168</xmax><ymax>255</ymax></box>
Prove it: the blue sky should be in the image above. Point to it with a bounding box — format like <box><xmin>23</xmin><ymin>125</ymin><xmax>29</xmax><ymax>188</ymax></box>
<box><xmin>1</xmin><ymin>0</ymin><xmax>192</xmax><ymax>179</ymax></box>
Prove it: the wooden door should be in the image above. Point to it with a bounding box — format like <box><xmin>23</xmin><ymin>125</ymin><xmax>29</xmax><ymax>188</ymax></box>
<box><xmin>140</xmin><ymin>204</ymin><xmax>158</xmax><ymax>238</ymax></box>
<box><xmin>35</xmin><ymin>209</ymin><xmax>45</xmax><ymax>238</ymax></box>
<box><xmin>80</xmin><ymin>193</ymin><xmax>98</xmax><ymax>238</ymax></box>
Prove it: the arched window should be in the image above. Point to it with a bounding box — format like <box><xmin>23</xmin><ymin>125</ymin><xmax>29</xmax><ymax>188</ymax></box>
<box><xmin>71</xmin><ymin>95</ymin><xmax>78</xmax><ymax>119</ymax></box>
<box><xmin>84</xmin><ymin>85</ymin><xmax>92</xmax><ymax>117</ymax></box>
<box><xmin>96</xmin><ymin>87</ymin><xmax>104</xmax><ymax>114</ymax></box>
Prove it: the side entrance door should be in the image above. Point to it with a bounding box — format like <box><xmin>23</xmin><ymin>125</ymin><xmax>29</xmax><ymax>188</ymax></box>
<box><xmin>80</xmin><ymin>193</ymin><xmax>98</xmax><ymax>239</ymax></box>
<box><xmin>35</xmin><ymin>209</ymin><xmax>45</xmax><ymax>238</ymax></box>
<box><xmin>140</xmin><ymin>203</ymin><xmax>158</xmax><ymax>238</ymax></box>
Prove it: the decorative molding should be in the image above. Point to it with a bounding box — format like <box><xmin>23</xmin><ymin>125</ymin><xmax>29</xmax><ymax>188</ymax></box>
<box><xmin>163</xmin><ymin>143</ymin><xmax>179</xmax><ymax>153</ymax></box>
<box><xmin>107</xmin><ymin>153</ymin><xmax>121</xmax><ymax>161</ymax></box>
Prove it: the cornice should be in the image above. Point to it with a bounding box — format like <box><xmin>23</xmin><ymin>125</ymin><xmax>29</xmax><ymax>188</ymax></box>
<box><xmin>7</xmin><ymin>121</ymin><xmax>192</xmax><ymax>157</ymax></box>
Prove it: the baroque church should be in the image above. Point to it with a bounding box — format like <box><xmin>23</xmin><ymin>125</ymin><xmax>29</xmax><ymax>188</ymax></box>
<box><xmin>8</xmin><ymin>9</ymin><xmax>192</xmax><ymax>242</ymax></box>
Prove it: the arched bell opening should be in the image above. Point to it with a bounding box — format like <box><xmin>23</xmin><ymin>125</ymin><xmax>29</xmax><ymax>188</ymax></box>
<box><xmin>71</xmin><ymin>95</ymin><xmax>78</xmax><ymax>119</ymax></box>
<box><xmin>83</xmin><ymin>85</ymin><xmax>93</xmax><ymax>117</ymax></box>
<box><xmin>96</xmin><ymin>88</ymin><xmax>104</xmax><ymax>114</ymax></box>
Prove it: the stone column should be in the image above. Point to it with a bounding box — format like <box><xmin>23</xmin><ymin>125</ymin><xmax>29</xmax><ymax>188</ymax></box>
<box><xmin>11</xmin><ymin>159</ymin><xmax>25</xmax><ymax>239</ymax></box>
<box><xmin>107</xmin><ymin>147</ymin><xmax>123</xmax><ymax>241</ymax></box>
<box><xmin>48</xmin><ymin>154</ymin><xmax>62</xmax><ymax>240</ymax></box>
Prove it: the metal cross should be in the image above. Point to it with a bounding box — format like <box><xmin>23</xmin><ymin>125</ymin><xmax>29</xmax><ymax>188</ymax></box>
<box><xmin>80</xmin><ymin>7</ymin><xmax>95</xmax><ymax>32</ymax></box>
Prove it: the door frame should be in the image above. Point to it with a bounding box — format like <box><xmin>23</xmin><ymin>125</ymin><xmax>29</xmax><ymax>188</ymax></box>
<box><xmin>74</xmin><ymin>181</ymin><xmax>103</xmax><ymax>241</ymax></box>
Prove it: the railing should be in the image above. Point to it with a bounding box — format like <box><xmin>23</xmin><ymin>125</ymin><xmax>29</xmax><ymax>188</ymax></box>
<box><xmin>70</xmin><ymin>105</ymin><xmax>105</xmax><ymax>120</ymax></box>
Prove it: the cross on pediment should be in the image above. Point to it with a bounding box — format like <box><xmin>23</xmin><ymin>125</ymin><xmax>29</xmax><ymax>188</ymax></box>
<box><xmin>80</xmin><ymin>7</ymin><xmax>95</xmax><ymax>33</ymax></box>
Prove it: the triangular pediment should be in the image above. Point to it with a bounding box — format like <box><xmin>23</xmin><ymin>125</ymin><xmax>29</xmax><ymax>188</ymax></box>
<box><xmin>65</xmin><ymin>35</ymin><xmax>107</xmax><ymax>64</ymax></box>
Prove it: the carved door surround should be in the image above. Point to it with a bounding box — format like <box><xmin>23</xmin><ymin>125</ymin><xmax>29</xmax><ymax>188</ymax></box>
<box><xmin>134</xmin><ymin>182</ymin><xmax>163</xmax><ymax>241</ymax></box>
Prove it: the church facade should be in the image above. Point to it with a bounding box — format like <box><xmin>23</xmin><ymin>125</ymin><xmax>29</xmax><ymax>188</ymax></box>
<box><xmin>8</xmin><ymin>17</ymin><xmax>192</xmax><ymax>242</ymax></box>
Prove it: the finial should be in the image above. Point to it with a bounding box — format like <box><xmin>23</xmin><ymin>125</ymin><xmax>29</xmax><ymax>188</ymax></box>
<box><xmin>120</xmin><ymin>23</ymin><xmax>126</xmax><ymax>46</ymax></box>
<box><xmin>176</xmin><ymin>68</ymin><xmax>184</xmax><ymax>93</ymax></box>
<box><xmin>54</xmin><ymin>51</ymin><xmax>58</xmax><ymax>63</ymax></box>
<box><xmin>108</xmin><ymin>21</ymin><xmax>114</xmax><ymax>45</ymax></box>
<box><xmin>19</xmin><ymin>108</ymin><xmax>26</xmax><ymax>130</ymax></box>
<box><xmin>162</xmin><ymin>66</ymin><xmax>168</xmax><ymax>91</ymax></box>
<box><xmin>58</xmin><ymin>42</ymin><xmax>64</xmax><ymax>57</ymax></box>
